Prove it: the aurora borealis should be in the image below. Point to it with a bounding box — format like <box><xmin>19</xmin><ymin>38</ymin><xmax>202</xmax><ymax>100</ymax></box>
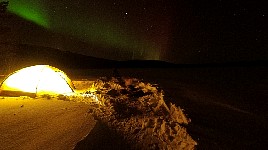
<box><xmin>7</xmin><ymin>0</ymin><xmax>173</xmax><ymax>61</ymax></box>
<box><xmin>8</xmin><ymin>0</ymin><xmax>49</xmax><ymax>28</ymax></box>
<box><xmin>3</xmin><ymin>0</ymin><xmax>267</xmax><ymax>63</ymax></box>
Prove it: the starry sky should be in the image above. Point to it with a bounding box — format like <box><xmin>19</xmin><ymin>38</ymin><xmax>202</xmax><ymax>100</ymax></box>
<box><xmin>5</xmin><ymin>0</ymin><xmax>268</xmax><ymax>63</ymax></box>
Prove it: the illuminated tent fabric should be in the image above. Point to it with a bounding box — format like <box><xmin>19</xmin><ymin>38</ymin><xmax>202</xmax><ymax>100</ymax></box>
<box><xmin>0</xmin><ymin>65</ymin><xmax>75</xmax><ymax>97</ymax></box>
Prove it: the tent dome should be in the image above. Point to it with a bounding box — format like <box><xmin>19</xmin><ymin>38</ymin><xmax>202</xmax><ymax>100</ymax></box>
<box><xmin>0</xmin><ymin>65</ymin><xmax>75</xmax><ymax>97</ymax></box>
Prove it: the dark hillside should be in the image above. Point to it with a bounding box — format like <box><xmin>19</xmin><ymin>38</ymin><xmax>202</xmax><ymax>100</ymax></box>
<box><xmin>0</xmin><ymin>43</ymin><xmax>116</xmax><ymax>73</ymax></box>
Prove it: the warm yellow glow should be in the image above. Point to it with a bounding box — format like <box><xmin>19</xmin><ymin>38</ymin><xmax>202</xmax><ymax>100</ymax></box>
<box><xmin>0</xmin><ymin>65</ymin><xmax>74</xmax><ymax>96</ymax></box>
<box><xmin>89</xmin><ymin>87</ymin><xmax>97</xmax><ymax>93</ymax></box>
<box><xmin>82</xmin><ymin>93</ymin><xmax>100</xmax><ymax>104</ymax></box>
<box><xmin>2</xmin><ymin>65</ymin><xmax>44</xmax><ymax>93</ymax></box>
<box><xmin>36</xmin><ymin>67</ymin><xmax>73</xmax><ymax>95</ymax></box>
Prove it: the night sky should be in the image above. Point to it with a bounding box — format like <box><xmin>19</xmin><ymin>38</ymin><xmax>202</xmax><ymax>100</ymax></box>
<box><xmin>4</xmin><ymin>0</ymin><xmax>268</xmax><ymax>63</ymax></box>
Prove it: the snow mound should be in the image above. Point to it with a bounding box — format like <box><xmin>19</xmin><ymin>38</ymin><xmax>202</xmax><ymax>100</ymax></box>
<box><xmin>73</xmin><ymin>77</ymin><xmax>197</xmax><ymax>149</ymax></box>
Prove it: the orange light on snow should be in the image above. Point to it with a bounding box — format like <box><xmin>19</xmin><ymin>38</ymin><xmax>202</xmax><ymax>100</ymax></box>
<box><xmin>89</xmin><ymin>87</ymin><xmax>97</xmax><ymax>93</ymax></box>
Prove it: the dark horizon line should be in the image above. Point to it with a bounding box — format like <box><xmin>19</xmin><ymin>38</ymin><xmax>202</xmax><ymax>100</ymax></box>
<box><xmin>1</xmin><ymin>42</ymin><xmax>267</xmax><ymax>70</ymax></box>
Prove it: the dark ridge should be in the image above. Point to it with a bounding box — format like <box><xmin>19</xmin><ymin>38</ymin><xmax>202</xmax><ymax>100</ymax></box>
<box><xmin>0</xmin><ymin>42</ymin><xmax>266</xmax><ymax>74</ymax></box>
<box><xmin>115</xmin><ymin>60</ymin><xmax>177</xmax><ymax>68</ymax></box>
<box><xmin>115</xmin><ymin>60</ymin><xmax>268</xmax><ymax>68</ymax></box>
<box><xmin>0</xmin><ymin>43</ymin><xmax>116</xmax><ymax>72</ymax></box>
<box><xmin>186</xmin><ymin>60</ymin><xmax>268</xmax><ymax>68</ymax></box>
<box><xmin>16</xmin><ymin>43</ymin><xmax>116</xmax><ymax>69</ymax></box>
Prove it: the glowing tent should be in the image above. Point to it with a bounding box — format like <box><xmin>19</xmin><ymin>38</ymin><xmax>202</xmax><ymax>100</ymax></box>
<box><xmin>0</xmin><ymin>65</ymin><xmax>75</xmax><ymax>97</ymax></box>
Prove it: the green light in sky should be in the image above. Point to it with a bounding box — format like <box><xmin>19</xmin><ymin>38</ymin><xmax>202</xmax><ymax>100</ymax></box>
<box><xmin>52</xmin><ymin>15</ymin><xmax>160</xmax><ymax>60</ymax></box>
<box><xmin>6</xmin><ymin>0</ymin><xmax>160</xmax><ymax>60</ymax></box>
<box><xmin>8</xmin><ymin>0</ymin><xmax>49</xmax><ymax>28</ymax></box>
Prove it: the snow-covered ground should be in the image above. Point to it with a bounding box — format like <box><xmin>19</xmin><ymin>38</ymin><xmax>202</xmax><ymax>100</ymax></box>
<box><xmin>0</xmin><ymin>67</ymin><xmax>266</xmax><ymax>149</ymax></box>
<box><xmin>69</xmin><ymin>67</ymin><xmax>267</xmax><ymax>149</ymax></box>
<box><xmin>0</xmin><ymin>97</ymin><xmax>96</xmax><ymax>150</ymax></box>
<box><xmin>0</xmin><ymin>76</ymin><xmax>197</xmax><ymax>149</ymax></box>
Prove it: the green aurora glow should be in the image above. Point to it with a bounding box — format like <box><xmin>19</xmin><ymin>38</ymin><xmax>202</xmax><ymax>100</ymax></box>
<box><xmin>7</xmin><ymin>0</ymin><xmax>160</xmax><ymax>60</ymax></box>
<box><xmin>51</xmin><ymin>15</ymin><xmax>159</xmax><ymax>59</ymax></box>
<box><xmin>8</xmin><ymin>0</ymin><xmax>50</xmax><ymax>28</ymax></box>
